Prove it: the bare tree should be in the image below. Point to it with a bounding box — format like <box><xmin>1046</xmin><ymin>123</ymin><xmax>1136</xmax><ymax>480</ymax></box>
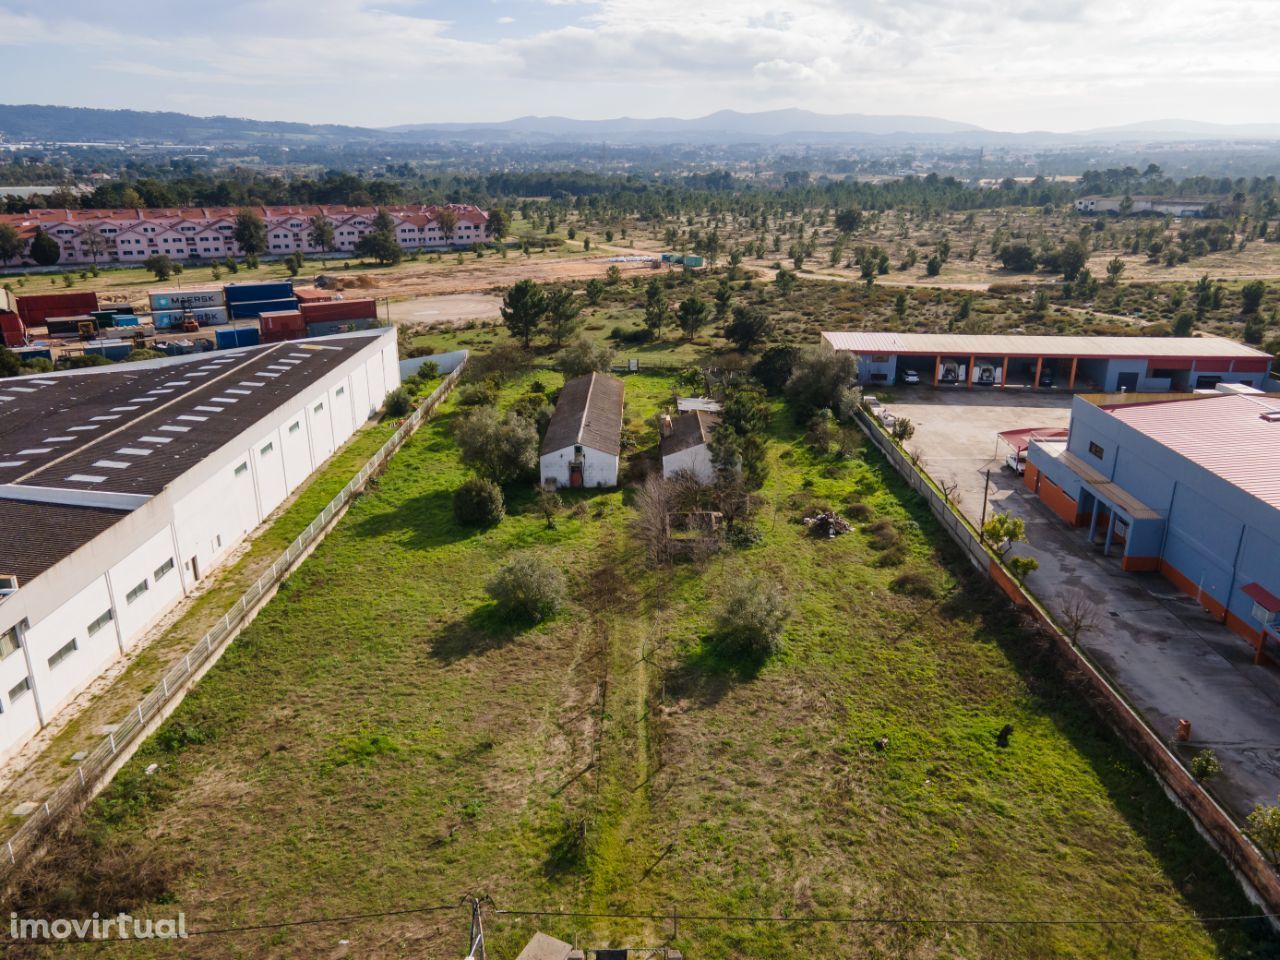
<box><xmin>1059</xmin><ymin>589</ymin><xmax>1100</xmax><ymax>645</ymax></box>
<box><xmin>631</xmin><ymin>474</ymin><xmax>674</xmax><ymax>565</ymax></box>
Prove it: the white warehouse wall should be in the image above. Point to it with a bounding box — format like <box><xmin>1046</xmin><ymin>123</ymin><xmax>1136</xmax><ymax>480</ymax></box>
<box><xmin>0</xmin><ymin>328</ymin><xmax>400</xmax><ymax>764</ymax></box>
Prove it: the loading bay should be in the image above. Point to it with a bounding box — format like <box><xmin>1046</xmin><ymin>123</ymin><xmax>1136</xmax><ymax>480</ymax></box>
<box><xmin>877</xmin><ymin>387</ymin><xmax>1280</xmax><ymax>823</ymax></box>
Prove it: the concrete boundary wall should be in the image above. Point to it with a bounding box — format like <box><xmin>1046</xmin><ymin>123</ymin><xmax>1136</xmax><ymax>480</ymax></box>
<box><xmin>0</xmin><ymin>355</ymin><xmax>467</xmax><ymax>880</ymax></box>
<box><xmin>852</xmin><ymin>406</ymin><xmax>1280</xmax><ymax>921</ymax></box>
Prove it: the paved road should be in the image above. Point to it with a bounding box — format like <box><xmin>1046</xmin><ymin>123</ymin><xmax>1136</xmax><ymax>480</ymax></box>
<box><xmin>882</xmin><ymin>387</ymin><xmax>1280</xmax><ymax>821</ymax></box>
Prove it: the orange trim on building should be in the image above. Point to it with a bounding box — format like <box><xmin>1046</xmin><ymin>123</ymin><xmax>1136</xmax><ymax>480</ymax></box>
<box><xmin>988</xmin><ymin>559</ymin><xmax>1031</xmax><ymax>606</ymax></box>
<box><xmin>1023</xmin><ymin>460</ymin><xmax>1040</xmax><ymax>493</ymax></box>
<box><xmin>1121</xmin><ymin>555</ymin><xmax>1160</xmax><ymax>572</ymax></box>
<box><xmin>1038</xmin><ymin>474</ymin><xmax>1084</xmax><ymax>526</ymax></box>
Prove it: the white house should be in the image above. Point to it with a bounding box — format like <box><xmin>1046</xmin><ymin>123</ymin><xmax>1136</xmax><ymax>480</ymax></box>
<box><xmin>0</xmin><ymin>328</ymin><xmax>401</xmax><ymax>763</ymax></box>
<box><xmin>660</xmin><ymin>410</ymin><xmax>720</xmax><ymax>483</ymax></box>
<box><xmin>539</xmin><ymin>372</ymin><xmax>624</xmax><ymax>489</ymax></box>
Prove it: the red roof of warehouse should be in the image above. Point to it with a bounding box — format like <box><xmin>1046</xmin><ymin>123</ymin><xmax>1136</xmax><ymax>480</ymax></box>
<box><xmin>821</xmin><ymin>331</ymin><xmax>1268</xmax><ymax>361</ymax></box>
<box><xmin>1104</xmin><ymin>394</ymin><xmax>1280</xmax><ymax>511</ymax></box>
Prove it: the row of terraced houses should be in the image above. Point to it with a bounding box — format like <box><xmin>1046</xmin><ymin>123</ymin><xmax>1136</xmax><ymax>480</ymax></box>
<box><xmin>0</xmin><ymin>204</ymin><xmax>492</xmax><ymax>267</ymax></box>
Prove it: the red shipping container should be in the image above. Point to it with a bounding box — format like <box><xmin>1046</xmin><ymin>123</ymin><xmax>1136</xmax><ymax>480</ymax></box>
<box><xmin>0</xmin><ymin>313</ymin><xmax>26</xmax><ymax>348</ymax></box>
<box><xmin>294</xmin><ymin>287</ymin><xmax>334</xmax><ymax>304</ymax></box>
<box><xmin>259</xmin><ymin>310</ymin><xmax>306</xmax><ymax>343</ymax></box>
<box><xmin>16</xmin><ymin>291</ymin><xmax>99</xmax><ymax>328</ymax></box>
<box><xmin>300</xmin><ymin>299</ymin><xmax>377</xmax><ymax>324</ymax></box>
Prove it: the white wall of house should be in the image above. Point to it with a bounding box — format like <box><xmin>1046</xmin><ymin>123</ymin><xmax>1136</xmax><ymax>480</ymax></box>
<box><xmin>0</xmin><ymin>329</ymin><xmax>400</xmax><ymax>763</ymax></box>
<box><xmin>539</xmin><ymin>445</ymin><xmax>619</xmax><ymax>489</ymax></box>
<box><xmin>662</xmin><ymin>443</ymin><xmax>715</xmax><ymax>484</ymax></box>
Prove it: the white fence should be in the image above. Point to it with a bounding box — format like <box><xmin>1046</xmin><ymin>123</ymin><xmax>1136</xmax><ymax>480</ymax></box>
<box><xmin>0</xmin><ymin>356</ymin><xmax>467</xmax><ymax>877</ymax></box>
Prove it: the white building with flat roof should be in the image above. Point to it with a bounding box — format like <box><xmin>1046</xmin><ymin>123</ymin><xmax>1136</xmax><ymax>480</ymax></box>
<box><xmin>0</xmin><ymin>328</ymin><xmax>400</xmax><ymax>762</ymax></box>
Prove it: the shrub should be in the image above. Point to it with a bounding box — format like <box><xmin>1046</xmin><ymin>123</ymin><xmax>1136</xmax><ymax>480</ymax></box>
<box><xmin>456</xmin><ymin>381</ymin><xmax>498</xmax><ymax>407</ymax></box>
<box><xmin>454</xmin><ymin>406</ymin><xmax>539</xmax><ymax>484</ymax></box>
<box><xmin>383</xmin><ymin>386</ymin><xmax>412</xmax><ymax>417</ymax></box>
<box><xmin>453</xmin><ymin>477</ymin><xmax>505</xmax><ymax>527</ymax></box>
<box><xmin>486</xmin><ymin>553</ymin><xmax>566</xmax><ymax>622</ymax></box>
<box><xmin>1190</xmin><ymin>749</ymin><xmax>1222</xmax><ymax>782</ymax></box>
<box><xmin>712</xmin><ymin>575</ymin><xmax>789</xmax><ymax>658</ymax></box>
<box><xmin>556</xmin><ymin>335</ymin><xmax>615</xmax><ymax>377</ymax></box>
<box><xmin>891</xmin><ymin>570</ymin><xmax>937</xmax><ymax>598</ymax></box>
<box><xmin>866</xmin><ymin>518</ymin><xmax>900</xmax><ymax>551</ymax></box>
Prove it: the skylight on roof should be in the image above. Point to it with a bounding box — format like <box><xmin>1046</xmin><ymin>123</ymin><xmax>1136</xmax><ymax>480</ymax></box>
<box><xmin>117</xmin><ymin>447</ymin><xmax>152</xmax><ymax>456</ymax></box>
<box><xmin>225</xmin><ymin>389</ymin><xmax>251</xmax><ymax>395</ymax></box>
<box><xmin>44</xmin><ymin>436</ymin><xmax>73</xmax><ymax>443</ymax></box>
<box><xmin>193</xmin><ymin>405</ymin><xmax>223</xmax><ymax>413</ymax></box>
<box><xmin>111</xmin><ymin>406</ymin><xmax>140</xmax><ymax>412</ymax></box>
<box><xmin>66</xmin><ymin>474</ymin><xmax>107</xmax><ymax>484</ymax></box>
<box><xmin>239</xmin><ymin>381</ymin><xmax>265</xmax><ymax>387</ymax></box>
<box><xmin>177</xmin><ymin>415</ymin><xmax>207</xmax><ymax>422</ymax></box>
<box><xmin>18</xmin><ymin>448</ymin><xmax>51</xmax><ymax>455</ymax></box>
<box><xmin>0</xmin><ymin>460</ymin><xmax>28</xmax><ymax>468</ymax></box>
<box><xmin>90</xmin><ymin>415</ymin><xmax>121</xmax><ymax>422</ymax></box>
<box><xmin>93</xmin><ymin>460</ymin><xmax>130</xmax><ymax>469</ymax></box>
<box><xmin>158</xmin><ymin>425</ymin><xmax>190</xmax><ymax>433</ymax></box>
<box><xmin>8</xmin><ymin>387</ymin><xmax>35</xmax><ymax>393</ymax></box>
<box><xmin>67</xmin><ymin>425</ymin><xmax>98</xmax><ymax>432</ymax></box>
<box><xmin>139</xmin><ymin>435</ymin><xmax>173</xmax><ymax>443</ymax></box>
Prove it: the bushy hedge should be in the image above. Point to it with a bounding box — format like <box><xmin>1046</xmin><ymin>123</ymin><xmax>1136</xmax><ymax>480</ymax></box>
<box><xmin>485</xmin><ymin>553</ymin><xmax>566</xmax><ymax>622</ymax></box>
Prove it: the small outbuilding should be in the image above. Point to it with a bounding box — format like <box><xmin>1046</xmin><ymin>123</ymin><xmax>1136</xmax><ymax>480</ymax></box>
<box><xmin>539</xmin><ymin>371</ymin><xmax>625</xmax><ymax>489</ymax></box>
<box><xmin>660</xmin><ymin>409</ymin><xmax>720</xmax><ymax>483</ymax></box>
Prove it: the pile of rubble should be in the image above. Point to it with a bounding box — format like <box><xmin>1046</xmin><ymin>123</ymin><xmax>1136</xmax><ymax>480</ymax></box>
<box><xmin>803</xmin><ymin>511</ymin><xmax>852</xmax><ymax>538</ymax></box>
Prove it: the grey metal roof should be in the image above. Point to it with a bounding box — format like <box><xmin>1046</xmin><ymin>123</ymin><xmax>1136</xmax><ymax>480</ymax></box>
<box><xmin>0</xmin><ymin>498</ymin><xmax>125</xmax><ymax>584</ymax></box>
<box><xmin>822</xmin><ymin>331</ymin><xmax>1270</xmax><ymax>360</ymax></box>
<box><xmin>541</xmin><ymin>372</ymin><xmax>624</xmax><ymax>457</ymax></box>
<box><xmin>0</xmin><ymin>336</ymin><xmax>375</xmax><ymax>496</ymax></box>
<box><xmin>660</xmin><ymin>410</ymin><xmax>719</xmax><ymax>458</ymax></box>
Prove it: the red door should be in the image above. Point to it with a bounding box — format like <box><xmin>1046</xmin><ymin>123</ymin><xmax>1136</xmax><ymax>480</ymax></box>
<box><xmin>569</xmin><ymin>463</ymin><xmax>584</xmax><ymax>488</ymax></box>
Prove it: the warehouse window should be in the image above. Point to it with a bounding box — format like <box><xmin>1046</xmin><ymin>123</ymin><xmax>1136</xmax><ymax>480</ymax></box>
<box><xmin>314</xmin><ymin>401</ymin><xmax>325</xmax><ymax>413</ymax></box>
<box><xmin>288</xmin><ymin>421</ymin><xmax>301</xmax><ymax>434</ymax></box>
<box><xmin>335</xmin><ymin>386</ymin><xmax>345</xmax><ymax>397</ymax></box>
<box><xmin>1087</xmin><ymin>441</ymin><xmax>1104</xmax><ymax>460</ymax></box>
<box><xmin>260</xmin><ymin>441</ymin><xmax>274</xmax><ymax>455</ymax></box>
<box><xmin>9</xmin><ymin>677</ymin><xmax>31</xmax><ymax>703</ymax></box>
<box><xmin>48</xmin><ymin>639</ymin><xmax>78</xmax><ymax>670</ymax></box>
<box><xmin>126</xmin><ymin>579</ymin><xmax>149</xmax><ymax>605</ymax></box>
<box><xmin>234</xmin><ymin>462</ymin><xmax>249</xmax><ymax>477</ymax></box>
<box><xmin>0</xmin><ymin>627</ymin><xmax>20</xmax><ymax>660</ymax></box>
<box><xmin>87</xmin><ymin>609</ymin><xmax>113</xmax><ymax>637</ymax></box>
<box><xmin>154</xmin><ymin>557</ymin><xmax>175</xmax><ymax>581</ymax></box>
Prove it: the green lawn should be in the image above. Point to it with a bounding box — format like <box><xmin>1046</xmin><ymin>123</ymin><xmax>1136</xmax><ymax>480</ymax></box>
<box><xmin>23</xmin><ymin>367</ymin><xmax>1275</xmax><ymax>959</ymax></box>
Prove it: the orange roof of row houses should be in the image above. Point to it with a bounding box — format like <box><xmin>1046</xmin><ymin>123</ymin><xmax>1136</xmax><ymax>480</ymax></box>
<box><xmin>0</xmin><ymin>203</ymin><xmax>488</xmax><ymax>228</ymax></box>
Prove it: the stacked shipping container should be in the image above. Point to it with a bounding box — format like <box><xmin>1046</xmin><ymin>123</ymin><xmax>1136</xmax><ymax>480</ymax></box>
<box><xmin>299</xmin><ymin>298</ymin><xmax>379</xmax><ymax>337</ymax></box>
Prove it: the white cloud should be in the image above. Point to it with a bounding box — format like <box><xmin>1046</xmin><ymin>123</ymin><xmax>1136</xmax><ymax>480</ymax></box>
<box><xmin>2</xmin><ymin>0</ymin><xmax>1279</xmax><ymax>129</ymax></box>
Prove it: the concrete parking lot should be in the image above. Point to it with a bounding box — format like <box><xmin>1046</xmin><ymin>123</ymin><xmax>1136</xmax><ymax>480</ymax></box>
<box><xmin>879</xmin><ymin>386</ymin><xmax>1280</xmax><ymax>822</ymax></box>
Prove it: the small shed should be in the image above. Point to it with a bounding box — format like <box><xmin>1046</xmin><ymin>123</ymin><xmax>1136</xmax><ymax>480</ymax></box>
<box><xmin>539</xmin><ymin>372</ymin><xmax>625</xmax><ymax>489</ymax></box>
<box><xmin>660</xmin><ymin>409</ymin><xmax>720</xmax><ymax>483</ymax></box>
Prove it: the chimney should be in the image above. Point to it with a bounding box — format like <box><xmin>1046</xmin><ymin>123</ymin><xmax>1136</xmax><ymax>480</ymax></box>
<box><xmin>659</xmin><ymin>413</ymin><xmax>673</xmax><ymax>437</ymax></box>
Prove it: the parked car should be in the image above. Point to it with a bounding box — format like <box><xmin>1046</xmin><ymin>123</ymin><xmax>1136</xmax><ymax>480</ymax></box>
<box><xmin>1039</xmin><ymin>369</ymin><xmax>1055</xmax><ymax>387</ymax></box>
<box><xmin>902</xmin><ymin>369</ymin><xmax>921</xmax><ymax>385</ymax></box>
<box><xmin>1005</xmin><ymin>450</ymin><xmax>1027</xmax><ymax>474</ymax></box>
<box><xmin>864</xmin><ymin>395</ymin><xmax>883</xmax><ymax>412</ymax></box>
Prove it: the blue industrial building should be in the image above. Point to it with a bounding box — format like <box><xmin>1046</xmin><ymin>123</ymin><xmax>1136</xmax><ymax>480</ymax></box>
<box><xmin>1026</xmin><ymin>389</ymin><xmax>1280</xmax><ymax>659</ymax></box>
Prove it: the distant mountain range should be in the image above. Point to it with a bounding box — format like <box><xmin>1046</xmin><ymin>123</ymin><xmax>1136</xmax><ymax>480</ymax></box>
<box><xmin>3</xmin><ymin>104</ymin><xmax>1280</xmax><ymax>147</ymax></box>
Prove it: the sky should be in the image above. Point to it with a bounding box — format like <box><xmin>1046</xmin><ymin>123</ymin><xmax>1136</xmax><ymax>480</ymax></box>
<box><xmin>0</xmin><ymin>0</ymin><xmax>1277</xmax><ymax>132</ymax></box>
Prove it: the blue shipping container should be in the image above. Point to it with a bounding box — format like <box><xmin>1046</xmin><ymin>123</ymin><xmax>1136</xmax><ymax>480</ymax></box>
<box><xmin>215</xmin><ymin>327</ymin><xmax>261</xmax><ymax>350</ymax></box>
<box><xmin>223</xmin><ymin>281</ymin><xmax>294</xmax><ymax>305</ymax></box>
<box><xmin>114</xmin><ymin>316</ymin><xmax>140</xmax><ymax>328</ymax></box>
<box><xmin>228</xmin><ymin>297</ymin><xmax>298</xmax><ymax>320</ymax></box>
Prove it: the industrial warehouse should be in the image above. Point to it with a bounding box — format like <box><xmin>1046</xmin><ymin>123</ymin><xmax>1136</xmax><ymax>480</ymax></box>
<box><xmin>0</xmin><ymin>327</ymin><xmax>400</xmax><ymax>761</ymax></box>
<box><xmin>822</xmin><ymin>331</ymin><xmax>1275</xmax><ymax>392</ymax></box>
<box><xmin>1025</xmin><ymin>389</ymin><xmax>1280</xmax><ymax>658</ymax></box>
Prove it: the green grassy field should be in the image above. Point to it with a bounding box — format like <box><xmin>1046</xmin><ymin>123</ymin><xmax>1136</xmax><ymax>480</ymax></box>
<box><xmin>19</xmin><ymin>367</ymin><xmax>1275</xmax><ymax>959</ymax></box>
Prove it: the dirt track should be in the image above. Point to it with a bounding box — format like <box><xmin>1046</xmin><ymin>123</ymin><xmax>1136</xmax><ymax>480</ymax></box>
<box><xmin>319</xmin><ymin>253</ymin><xmax>659</xmax><ymax>301</ymax></box>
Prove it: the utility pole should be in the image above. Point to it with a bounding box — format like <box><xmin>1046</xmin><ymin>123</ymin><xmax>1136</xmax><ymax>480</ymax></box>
<box><xmin>979</xmin><ymin>468</ymin><xmax>992</xmax><ymax>534</ymax></box>
<box><xmin>466</xmin><ymin>897</ymin><xmax>486</xmax><ymax>960</ymax></box>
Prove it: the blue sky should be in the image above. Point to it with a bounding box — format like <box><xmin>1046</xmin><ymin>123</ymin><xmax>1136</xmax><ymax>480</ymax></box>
<box><xmin>1</xmin><ymin>0</ymin><xmax>1277</xmax><ymax>131</ymax></box>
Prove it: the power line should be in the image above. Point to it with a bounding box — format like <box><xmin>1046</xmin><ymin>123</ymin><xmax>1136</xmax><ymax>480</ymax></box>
<box><xmin>492</xmin><ymin>906</ymin><xmax>1279</xmax><ymax>928</ymax></box>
